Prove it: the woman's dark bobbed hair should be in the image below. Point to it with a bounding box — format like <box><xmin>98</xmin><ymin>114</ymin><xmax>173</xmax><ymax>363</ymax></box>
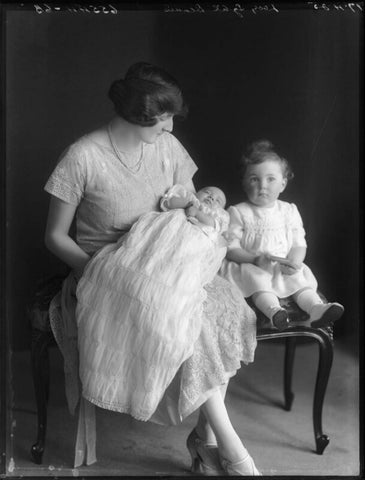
<box><xmin>240</xmin><ymin>139</ymin><xmax>294</xmax><ymax>181</ymax></box>
<box><xmin>108</xmin><ymin>62</ymin><xmax>188</xmax><ymax>126</ymax></box>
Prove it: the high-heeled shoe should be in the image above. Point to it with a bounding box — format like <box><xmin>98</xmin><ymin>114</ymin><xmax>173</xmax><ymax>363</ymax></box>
<box><xmin>186</xmin><ymin>428</ymin><xmax>225</xmax><ymax>475</ymax></box>
<box><xmin>220</xmin><ymin>453</ymin><xmax>262</xmax><ymax>476</ymax></box>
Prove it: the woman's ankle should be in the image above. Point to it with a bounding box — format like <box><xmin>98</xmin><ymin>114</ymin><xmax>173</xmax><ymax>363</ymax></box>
<box><xmin>217</xmin><ymin>434</ymin><xmax>248</xmax><ymax>463</ymax></box>
<box><xmin>194</xmin><ymin>425</ymin><xmax>217</xmax><ymax>445</ymax></box>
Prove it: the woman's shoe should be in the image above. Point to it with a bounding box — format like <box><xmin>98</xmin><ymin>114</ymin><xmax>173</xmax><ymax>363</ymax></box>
<box><xmin>186</xmin><ymin>428</ymin><xmax>224</xmax><ymax>475</ymax></box>
<box><xmin>220</xmin><ymin>453</ymin><xmax>262</xmax><ymax>476</ymax></box>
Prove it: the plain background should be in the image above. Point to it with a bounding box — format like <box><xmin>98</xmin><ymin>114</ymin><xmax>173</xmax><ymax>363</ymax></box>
<box><xmin>5</xmin><ymin>5</ymin><xmax>361</xmax><ymax>351</ymax></box>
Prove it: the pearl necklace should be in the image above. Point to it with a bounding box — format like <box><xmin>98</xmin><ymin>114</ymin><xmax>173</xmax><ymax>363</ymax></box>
<box><xmin>108</xmin><ymin>123</ymin><xmax>144</xmax><ymax>173</ymax></box>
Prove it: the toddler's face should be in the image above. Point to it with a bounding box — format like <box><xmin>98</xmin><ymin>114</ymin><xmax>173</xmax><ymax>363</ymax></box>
<box><xmin>243</xmin><ymin>159</ymin><xmax>287</xmax><ymax>208</ymax></box>
<box><xmin>196</xmin><ymin>187</ymin><xmax>226</xmax><ymax>209</ymax></box>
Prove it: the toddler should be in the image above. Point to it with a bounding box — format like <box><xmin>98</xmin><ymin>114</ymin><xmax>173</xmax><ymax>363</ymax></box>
<box><xmin>76</xmin><ymin>184</ymin><xmax>230</xmax><ymax>418</ymax></box>
<box><xmin>220</xmin><ymin>139</ymin><xmax>344</xmax><ymax>330</ymax></box>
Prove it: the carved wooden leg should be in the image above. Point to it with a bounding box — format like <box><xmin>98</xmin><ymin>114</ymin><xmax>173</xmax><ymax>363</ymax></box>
<box><xmin>283</xmin><ymin>337</ymin><xmax>296</xmax><ymax>411</ymax></box>
<box><xmin>30</xmin><ymin>326</ymin><xmax>54</xmax><ymax>464</ymax></box>
<box><xmin>312</xmin><ymin>326</ymin><xmax>334</xmax><ymax>454</ymax></box>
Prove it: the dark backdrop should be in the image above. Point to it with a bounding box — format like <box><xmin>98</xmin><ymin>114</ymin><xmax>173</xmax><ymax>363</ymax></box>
<box><xmin>5</xmin><ymin>5</ymin><xmax>361</xmax><ymax>350</ymax></box>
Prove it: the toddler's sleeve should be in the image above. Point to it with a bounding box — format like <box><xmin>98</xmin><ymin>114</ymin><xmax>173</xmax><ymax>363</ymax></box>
<box><xmin>289</xmin><ymin>203</ymin><xmax>307</xmax><ymax>248</ymax></box>
<box><xmin>44</xmin><ymin>143</ymin><xmax>86</xmax><ymax>206</ymax></box>
<box><xmin>160</xmin><ymin>184</ymin><xmax>197</xmax><ymax>211</ymax></box>
<box><xmin>225</xmin><ymin>206</ymin><xmax>245</xmax><ymax>250</ymax></box>
<box><xmin>214</xmin><ymin>209</ymin><xmax>230</xmax><ymax>233</ymax></box>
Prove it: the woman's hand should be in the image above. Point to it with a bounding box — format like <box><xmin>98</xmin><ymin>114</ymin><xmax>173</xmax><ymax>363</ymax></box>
<box><xmin>186</xmin><ymin>204</ymin><xmax>198</xmax><ymax>217</ymax></box>
<box><xmin>166</xmin><ymin>195</ymin><xmax>191</xmax><ymax>209</ymax></box>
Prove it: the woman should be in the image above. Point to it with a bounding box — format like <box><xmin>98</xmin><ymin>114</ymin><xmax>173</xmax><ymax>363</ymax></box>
<box><xmin>44</xmin><ymin>62</ymin><xmax>260</xmax><ymax>476</ymax></box>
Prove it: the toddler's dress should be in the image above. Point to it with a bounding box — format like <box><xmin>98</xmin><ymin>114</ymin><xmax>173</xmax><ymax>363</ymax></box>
<box><xmin>76</xmin><ymin>185</ymin><xmax>230</xmax><ymax>420</ymax></box>
<box><xmin>220</xmin><ymin>200</ymin><xmax>318</xmax><ymax>298</ymax></box>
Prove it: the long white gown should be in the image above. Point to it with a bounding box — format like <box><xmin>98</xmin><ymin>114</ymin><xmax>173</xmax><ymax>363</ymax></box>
<box><xmin>76</xmin><ymin>187</ymin><xmax>230</xmax><ymax>420</ymax></box>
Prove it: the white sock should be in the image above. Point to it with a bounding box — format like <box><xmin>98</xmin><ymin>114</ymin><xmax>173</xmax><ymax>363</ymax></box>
<box><xmin>254</xmin><ymin>292</ymin><xmax>282</xmax><ymax>320</ymax></box>
<box><xmin>293</xmin><ymin>289</ymin><xmax>323</xmax><ymax>314</ymax></box>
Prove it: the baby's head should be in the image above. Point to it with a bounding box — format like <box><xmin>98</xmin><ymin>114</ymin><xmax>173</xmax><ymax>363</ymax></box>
<box><xmin>196</xmin><ymin>186</ymin><xmax>226</xmax><ymax>209</ymax></box>
<box><xmin>240</xmin><ymin>140</ymin><xmax>293</xmax><ymax>208</ymax></box>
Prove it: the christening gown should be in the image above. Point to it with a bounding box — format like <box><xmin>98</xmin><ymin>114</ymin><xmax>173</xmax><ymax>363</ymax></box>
<box><xmin>220</xmin><ymin>200</ymin><xmax>318</xmax><ymax>298</ymax></box>
<box><xmin>44</xmin><ymin>130</ymin><xmax>257</xmax><ymax>466</ymax></box>
<box><xmin>75</xmin><ymin>184</ymin><xmax>231</xmax><ymax>420</ymax></box>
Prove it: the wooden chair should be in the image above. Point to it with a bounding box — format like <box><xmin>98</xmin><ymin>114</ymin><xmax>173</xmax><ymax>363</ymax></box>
<box><xmin>28</xmin><ymin>277</ymin><xmax>334</xmax><ymax>464</ymax></box>
<box><xmin>253</xmin><ymin>295</ymin><xmax>333</xmax><ymax>455</ymax></box>
<box><xmin>28</xmin><ymin>275</ymin><xmax>64</xmax><ymax>465</ymax></box>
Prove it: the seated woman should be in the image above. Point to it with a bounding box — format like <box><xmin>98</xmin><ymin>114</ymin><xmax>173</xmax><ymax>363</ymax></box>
<box><xmin>44</xmin><ymin>62</ymin><xmax>260</xmax><ymax>476</ymax></box>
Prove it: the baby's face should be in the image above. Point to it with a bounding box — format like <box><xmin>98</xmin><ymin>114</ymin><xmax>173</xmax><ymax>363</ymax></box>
<box><xmin>243</xmin><ymin>158</ymin><xmax>287</xmax><ymax>208</ymax></box>
<box><xmin>196</xmin><ymin>187</ymin><xmax>226</xmax><ymax>209</ymax></box>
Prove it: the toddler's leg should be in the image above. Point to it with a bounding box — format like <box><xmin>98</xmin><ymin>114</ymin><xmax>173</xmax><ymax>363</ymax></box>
<box><xmin>293</xmin><ymin>288</ymin><xmax>344</xmax><ymax>327</ymax></box>
<box><xmin>252</xmin><ymin>291</ymin><xmax>289</xmax><ymax>330</ymax></box>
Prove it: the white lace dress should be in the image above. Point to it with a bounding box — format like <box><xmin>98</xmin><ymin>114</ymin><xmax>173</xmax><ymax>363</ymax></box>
<box><xmin>44</xmin><ymin>130</ymin><xmax>257</xmax><ymax>464</ymax></box>
<box><xmin>220</xmin><ymin>200</ymin><xmax>318</xmax><ymax>298</ymax></box>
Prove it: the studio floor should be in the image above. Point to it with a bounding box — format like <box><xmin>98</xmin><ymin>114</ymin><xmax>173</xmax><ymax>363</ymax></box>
<box><xmin>6</xmin><ymin>333</ymin><xmax>360</xmax><ymax>478</ymax></box>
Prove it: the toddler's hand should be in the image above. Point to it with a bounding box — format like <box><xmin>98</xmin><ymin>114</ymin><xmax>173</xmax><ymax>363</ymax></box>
<box><xmin>280</xmin><ymin>263</ymin><xmax>301</xmax><ymax>276</ymax></box>
<box><xmin>254</xmin><ymin>253</ymin><xmax>272</xmax><ymax>270</ymax></box>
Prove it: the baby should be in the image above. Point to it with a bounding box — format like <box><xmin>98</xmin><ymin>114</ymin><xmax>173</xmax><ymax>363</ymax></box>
<box><xmin>220</xmin><ymin>139</ymin><xmax>344</xmax><ymax>330</ymax></box>
<box><xmin>163</xmin><ymin>185</ymin><xmax>228</xmax><ymax>233</ymax></box>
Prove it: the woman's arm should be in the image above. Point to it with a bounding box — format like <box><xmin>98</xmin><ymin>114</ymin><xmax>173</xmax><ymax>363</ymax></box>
<box><xmin>181</xmin><ymin>178</ymin><xmax>195</xmax><ymax>192</ymax></box>
<box><xmin>162</xmin><ymin>181</ymin><xmax>197</xmax><ymax>210</ymax></box>
<box><xmin>165</xmin><ymin>195</ymin><xmax>193</xmax><ymax>210</ymax></box>
<box><xmin>45</xmin><ymin>196</ymin><xmax>90</xmax><ymax>279</ymax></box>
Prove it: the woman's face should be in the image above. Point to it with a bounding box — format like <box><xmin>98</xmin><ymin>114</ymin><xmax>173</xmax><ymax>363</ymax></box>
<box><xmin>138</xmin><ymin>113</ymin><xmax>174</xmax><ymax>144</ymax></box>
<box><xmin>243</xmin><ymin>159</ymin><xmax>287</xmax><ymax>208</ymax></box>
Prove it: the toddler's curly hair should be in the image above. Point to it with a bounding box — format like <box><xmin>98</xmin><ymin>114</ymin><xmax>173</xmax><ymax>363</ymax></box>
<box><xmin>240</xmin><ymin>139</ymin><xmax>294</xmax><ymax>181</ymax></box>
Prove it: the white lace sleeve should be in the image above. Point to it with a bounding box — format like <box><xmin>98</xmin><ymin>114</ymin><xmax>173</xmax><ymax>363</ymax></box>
<box><xmin>225</xmin><ymin>206</ymin><xmax>244</xmax><ymax>249</ymax></box>
<box><xmin>210</xmin><ymin>208</ymin><xmax>230</xmax><ymax>233</ymax></box>
<box><xmin>44</xmin><ymin>142</ymin><xmax>87</xmax><ymax>206</ymax></box>
<box><xmin>288</xmin><ymin>203</ymin><xmax>307</xmax><ymax>248</ymax></box>
<box><xmin>160</xmin><ymin>184</ymin><xmax>197</xmax><ymax>211</ymax></box>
